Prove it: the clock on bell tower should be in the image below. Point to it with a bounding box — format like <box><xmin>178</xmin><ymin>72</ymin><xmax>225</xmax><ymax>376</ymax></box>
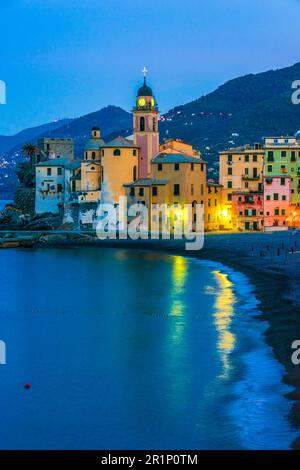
<box><xmin>133</xmin><ymin>68</ymin><xmax>159</xmax><ymax>179</ymax></box>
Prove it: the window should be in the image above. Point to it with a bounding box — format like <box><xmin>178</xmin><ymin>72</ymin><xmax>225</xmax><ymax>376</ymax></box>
<box><xmin>281</xmin><ymin>151</ymin><xmax>287</xmax><ymax>158</ymax></box>
<box><xmin>158</xmin><ymin>163</ymin><xmax>162</xmax><ymax>171</ymax></box>
<box><xmin>152</xmin><ymin>186</ymin><xmax>158</xmax><ymax>196</ymax></box>
<box><xmin>90</xmin><ymin>166</ymin><xmax>95</xmax><ymax>171</ymax></box>
<box><xmin>57</xmin><ymin>183</ymin><xmax>63</xmax><ymax>193</ymax></box>
<box><xmin>140</xmin><ymin>116</ymin><xmax>145</xmax><ymax>132</ymax></box>
<box><xmin>267</xmin><ymin>151</ymin><xmax>274</xmax><ymax>161</ymax></box>
<box><xmin>113</xmin><ymin>149</ymin><xmax>121</xmax><ymax>156</ymax></box>
<box><xmin>174</xmin><ymin>184</ymin><xmax>180</xmax><ymax>196</ymax></box>
<box><xmin>228</xmin><ymin>167</ymin><xmax>232</xmax><ymax>175</ymax></box>
<box><xmin>201</xmin><ymin>163</ymin><xmax>204</xmax><ymax>171</ymax></box>
<box><xmin>274</xmin><ymin>193</ymin><xmax>279</xmax><ymax>201</ymax></box>
<box><xmin>133</xmin><ymin>149</ymin><xmax>137</xmax><ymax>156</ymax></box>
<box><xmin>227</xmin><ymin>193</ymin><xmax>232</xmax><ymax>201</ymax></box>
<box><xmin>291</xmin><ymin>151</ymin><xmax>296</xmax><ymax>161</ymax></box>
<box><xmin>253</xmin><ymin>155</ymin><xmax>257</xmax><ymax>162</ymax></box>
<box><xmin>282</xmin><ymin>209</ymin><xmax>286</xmax><ymax>216</ymax></box>
<box><xmin>245</xmin><ymin>155</ymin><xmax>249</xmax><ymax>162</ymax></box>
<box><xmin>92</xmin><ymin>151</ymin><xmax>96</xmax><ymax>160</ymax></box>
<box><xmin>253</xmin><ymin>168</ymin><xmax>258</xmax><ymax>178</ymax></box>
<box><xmin>130</xmin><ymin>187</ymin><xmax>135</xmax><ymax>197</ymax></box>
<box><xmin>191</xmin><ymin>184</ymin><xmax>194</xmax><ymax>196</ymax></box>
<box><xmin>245</xmin><ymin>168</ymin><xmax>249</xmax><ymax>175</ymax></box>
<box><xmin>267</xmin><ymin>165</ymin><xmax>273</xmax><ymax>172</ymax></box>
<box><xmin>281</xmin><ymin>178</ymin><xmax>285</xmax><ymax>186</ymax></box>
<box><xmin>245</xmin><ymin>182</ymin><xmax>249</xmax><ymax>188</ymax></box>
<box><xmin>266</xmin><ymin>195</ymin><xmax>271</xmax><ymax>201</ymax></box>
<box><xmin>174</xmin><ymin>163</ymin><xmax>179</xmax><ymax>171</ymax></box>
<box><xmin>47</xmin><ymin>168</ymin><xmax>51</xmax><ymax>176</ymax></box>
<box><xmin>191</xmin><ymin>163</ymin><xmax>194</xmax><ymax>171</ymax></box>
<box><xmin>133</xmin><ymin>166</ymin><xmax>137</xmax><ymax>182</ymax></box>
<box><xmin>57</xmin><ymin>167</ymin><xmax>62</xmax><ymax>176</ymax></box>
<box><xmin>228</xmin><ymin>181</ymin><xmax>232</xmax><ymax>189</ymax></box>
<box><xmin>153</xmin><ymin>118</ymin><xmax>156</xmax><ymax>132</ymax></box>
<box><xmin>139</xmin><ymin>187</ymin><xmax>144</xmax><ymax>196</ymax></box>
<box><xmin>282</xmin><ymin>195</ymin><xmax>286</xmax><ymax>201</ymax></box>
<box><xmin>274</xmin><ymin>209</ymin><xmax>279</xmax><ymax>216</ymax></box>
<box><xmin>228</xmin><ymin>155</ymin><xmax>232</xmax><ymax>162</ymax></box>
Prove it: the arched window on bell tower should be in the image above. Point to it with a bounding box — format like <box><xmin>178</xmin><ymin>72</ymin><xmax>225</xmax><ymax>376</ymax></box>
<box><xmin>140</xmin><ymin>116</ymin><xmax>145</xmax><ymax>132</ymax></box>
<box><xmin>153</xmin><ymin>117</ymin><xmax>156</xmax><ymax>132</ymax></box>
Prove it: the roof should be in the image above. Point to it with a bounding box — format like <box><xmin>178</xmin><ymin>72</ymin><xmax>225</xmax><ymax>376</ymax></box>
<box><xmin>137</xmin><ymin>77</ymin><xmax>153</xmax><ymax>97</ymax></box>
<box><xmin>101</xmin><ymin>136</ymin><xmax>138</xmax><ymax>148</ymax></box>
<box><xmin>124</xmin><ymin>178</ymin><xmax>168</xmax><ymax>187</ymax></box>
<box><xmin>35</xmin><ymin>158</ymin><xmax>81</xmax><ymax>170</ymax></box>
<box><xmin>152</xmin><ymin>152</ymin><xmax>205</xmax><ymax>164</ymax></box>
<box><xmin>84</xmin><ymin>138</ymin><xmax>105</xmax><ymax>150</ymax></box>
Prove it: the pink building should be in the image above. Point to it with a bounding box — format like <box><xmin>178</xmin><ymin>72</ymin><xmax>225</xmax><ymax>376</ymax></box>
<box><xmin>263</xmin><ymin>176</ymin><xmax>290</xmax><ymax>228</ymax></box>
<box><xmin>232</xmin><ymin>191</ymin><xmax>263</xmax><ymax>231</ymax></box>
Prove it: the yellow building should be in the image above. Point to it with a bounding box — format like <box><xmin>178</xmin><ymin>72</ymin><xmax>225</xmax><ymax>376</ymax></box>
<box><xmin>205</xmin><ymin>182</ymin><xmax>224</xmax><ymax>231</ymax></box>
<box><xmin>219</xmin><ymin>143</ymin><xmax>264</xmax><ymax>229</ymax></box>
<box><xmin>159</xmin><ymin>139</ymin><xmax>201</xmax><ymax>158</ymax></box>
<box><xmin>100</xmin><ymin>136</ymin><xmax>139</xmax><ymax>203</ymax></box>
<box><xmin>79</xmin><ymin>127</ymin><xmax>104</xmax><ymax>202</ymax></box>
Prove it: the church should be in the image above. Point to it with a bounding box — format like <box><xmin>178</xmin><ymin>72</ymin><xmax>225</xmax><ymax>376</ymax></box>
<box><xmin>35</xmin><ymin>72</ymin><xmax>224</xmax><ymax>231</ymax></box>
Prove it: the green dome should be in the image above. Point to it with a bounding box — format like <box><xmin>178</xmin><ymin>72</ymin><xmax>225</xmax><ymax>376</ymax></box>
<box><xmin>137</xmin><ymin>77</ymin><xmax>153</xmax><ymax>97</ymax></box>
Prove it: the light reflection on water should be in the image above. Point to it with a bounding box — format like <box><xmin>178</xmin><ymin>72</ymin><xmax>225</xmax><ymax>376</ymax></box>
<box><xmin>212</xmin><ymin>270</ymin><xmax>236</xmax><ymax>379</ymax></box>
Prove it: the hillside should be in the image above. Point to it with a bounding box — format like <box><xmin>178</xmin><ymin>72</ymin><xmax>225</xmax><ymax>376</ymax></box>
<box><xmin>2</xmin><ymin>62</ymin><xmax>300</xmax><ymax>195</ymax></box>
<box><xmin>0</xmin><ymin>106</ymin><xmax>132</xmax><ymax>196</ymax></box>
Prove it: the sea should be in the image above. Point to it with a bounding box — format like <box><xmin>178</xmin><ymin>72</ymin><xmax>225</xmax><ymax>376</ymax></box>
<box><xmin>0</xmin><ymin>247</ymin><xmax>298</xmax><ymax>449</ymax></box>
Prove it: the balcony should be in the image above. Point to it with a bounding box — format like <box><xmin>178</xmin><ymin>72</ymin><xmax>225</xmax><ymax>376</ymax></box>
<box><xmin>242</xmin><ymin>175</ymin><xmax>260</xmax><ymax>181</ymax></box>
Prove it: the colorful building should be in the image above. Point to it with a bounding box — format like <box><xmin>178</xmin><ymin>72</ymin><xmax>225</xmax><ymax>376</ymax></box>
<box><xmin>263</xmin><ymin>175</ymin><xmax>291</xmax><ymax>229</ymax></box>
<box><xmin>232</xmin><ymin>191</ymin><xmax>263</xmax><ymax>231</ymax></box>
<box><xmin>264</xmin><ymin>136</ymin><xmax>300</xmax><ymax>226</ymax></box>
<box><xmin>219</xmin><ymin>144</ymin><xmax>264</xmax><ymax>230</ymax></box>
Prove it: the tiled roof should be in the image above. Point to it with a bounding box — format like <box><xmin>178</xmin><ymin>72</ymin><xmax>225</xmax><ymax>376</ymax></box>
<box><xmin>101</xmin><ymin>136</ymin><xmax>138</xmax><ymax>148</ymax></box>
<box><xmin>124</xmin><ymin>178</ymin><xmax>168</xmax><ymax>187</ymax></box>
<box><xmin>151</xmin><ymin>153</ymin><xmax>205</xmax><ymax>164</ymax></box>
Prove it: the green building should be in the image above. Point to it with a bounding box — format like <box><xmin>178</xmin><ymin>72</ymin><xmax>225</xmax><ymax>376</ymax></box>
<box><xmin>264</xmin><ymin>136</ymin><xmax>300</xmax><ymax>207</ymax></box>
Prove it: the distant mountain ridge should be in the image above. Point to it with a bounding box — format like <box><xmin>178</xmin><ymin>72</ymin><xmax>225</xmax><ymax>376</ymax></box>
<box><xmin>1</xmin><ymin>62</ymin><xmax>300</xmax><ymax>196</ymax></box>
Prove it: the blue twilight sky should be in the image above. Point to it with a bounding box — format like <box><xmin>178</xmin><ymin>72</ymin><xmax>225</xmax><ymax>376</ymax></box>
<box><xmin>0</xmin><ymin>0</ymin><xmax>300</xmax><ymax>135</ymax></box>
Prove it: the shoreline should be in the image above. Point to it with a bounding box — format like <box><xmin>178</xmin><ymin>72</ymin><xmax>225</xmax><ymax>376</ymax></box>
<box><xmin>1</xmin><ymin>230</ymin><xmax>300</xmax><ymax>449</ymax></box>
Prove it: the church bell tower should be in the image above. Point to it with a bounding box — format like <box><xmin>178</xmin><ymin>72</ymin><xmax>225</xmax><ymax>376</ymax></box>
<box><xmin>133</xmin><ymin>68</ymin><xmax>159</xmax><ymax>179</ymax></box>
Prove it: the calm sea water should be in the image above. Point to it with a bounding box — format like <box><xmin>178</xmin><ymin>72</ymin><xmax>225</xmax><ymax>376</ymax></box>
<box><xmin>0</xmin><ymin>247</ymin><xmax>297</xmax><ymax>449</ymax></box>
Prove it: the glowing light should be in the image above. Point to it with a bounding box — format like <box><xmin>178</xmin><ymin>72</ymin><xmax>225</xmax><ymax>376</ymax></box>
<box><xmin>221</xmin><ymin>209</ymin><xmax>229</xmax><ymax>218</ymax></box>
<box><xmin>212</xmin><ymin>270</ymin><xmax>236</xmax><ymax>379</ymax></box>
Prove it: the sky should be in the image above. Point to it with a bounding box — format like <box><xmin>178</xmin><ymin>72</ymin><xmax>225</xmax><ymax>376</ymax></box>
<box><xmin>0</xmin><ymin>0</ymin><xmax>300</xmax><ymax>135</ymax></box>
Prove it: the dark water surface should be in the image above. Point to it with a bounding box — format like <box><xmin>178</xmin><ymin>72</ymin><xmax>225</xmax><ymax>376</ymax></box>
<box><xmin>0</xmin><ymin>247</ymin><xmax>297</xmax><ymax>449</ymax></box>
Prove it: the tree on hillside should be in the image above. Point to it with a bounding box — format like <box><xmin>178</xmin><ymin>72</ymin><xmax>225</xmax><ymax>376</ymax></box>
<box><xmin>22</xmin><ymin>143</ymin><xmax>36</xmax><ymax>164</ymax></box>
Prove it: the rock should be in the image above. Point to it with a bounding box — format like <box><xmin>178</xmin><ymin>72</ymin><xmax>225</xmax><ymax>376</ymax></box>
<box><xmin>0</xmin><ymin>207</ymin><xmax>28</xmax><ymax>230</ymax></box>
<box><xmin>23</xmin><ymin>213</ymin><xmax>62</xmax><ymax>230</ymax></box>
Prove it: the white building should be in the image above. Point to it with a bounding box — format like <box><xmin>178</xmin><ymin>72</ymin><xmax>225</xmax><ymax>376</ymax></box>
<box><xmin>35</xmin><ymin>158</ymin><xmax>81</xmax><ymax>214</ymax></box>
